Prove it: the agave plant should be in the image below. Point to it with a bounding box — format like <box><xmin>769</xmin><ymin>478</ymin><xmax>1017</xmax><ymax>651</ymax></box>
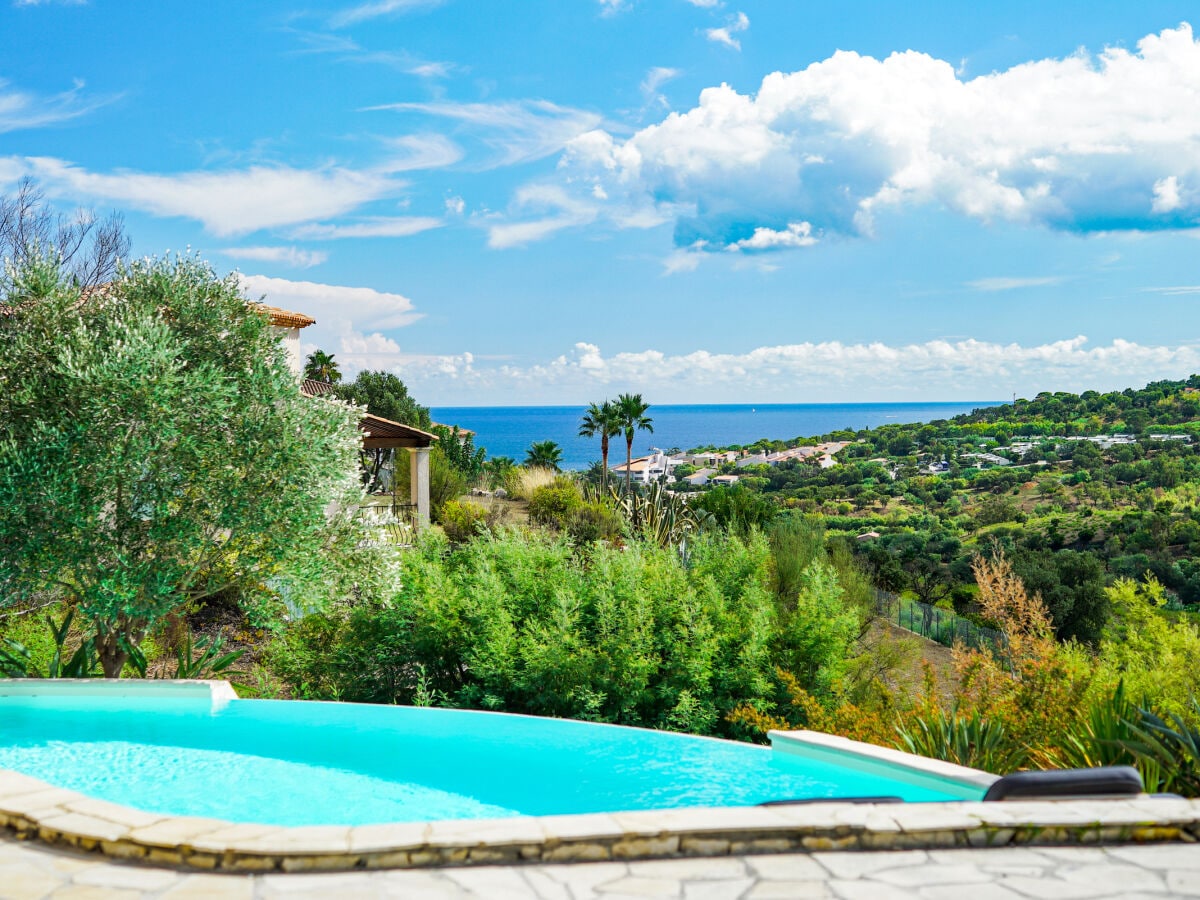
<box><xmin>897</xmin><ymin>706</ymin><xmax>1029</xmax><ymax>775</ymax></box>
<box><xmin>605</xmin><ymin>482</ymin><xmax>712</xmax><ymax>549</ymax></box>
<box><xmin>0</xmin><ymin>609</ymin><xmax>102</xmax><ymax>679</ymax></box>
<box><xmin>163</xmin><ymin>631</ymin><xmax>245</xmax><ymax>680</ymax></box>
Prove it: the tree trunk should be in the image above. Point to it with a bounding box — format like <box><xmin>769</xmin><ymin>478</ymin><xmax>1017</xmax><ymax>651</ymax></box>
<box><xmin>95</xmin><ymin>630</ymin><xmax>128</xmax><ymax>679</ymax></box>
<box><xmin>600</xmin><ymin>435</ymin><xmax>609</xmax><ymax>491</ymax></box>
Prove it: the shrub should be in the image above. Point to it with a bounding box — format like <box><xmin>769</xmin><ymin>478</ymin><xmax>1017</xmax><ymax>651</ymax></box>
<box><xmin>566</xmin><ymin>501</ymin><xmax>625</xmax><ymax>544</ymax></box>
<box><xmin>440</xmin><ymin>499</ymin><xmax>489</xmax><ymax>544</ymax></box>
<box><xmin>528</xmin><ymin>478</ymin><xmax>583</xmax><ymax>528</ymax></box>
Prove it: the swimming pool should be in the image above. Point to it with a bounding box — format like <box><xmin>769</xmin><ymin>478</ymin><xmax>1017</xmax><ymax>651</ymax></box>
<box><xmin>0</xmin><ymin>689</ymin><xmax>986</xmax><ymax>826</ymax></box>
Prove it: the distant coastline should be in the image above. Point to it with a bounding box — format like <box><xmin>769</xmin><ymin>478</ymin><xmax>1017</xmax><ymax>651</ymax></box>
<box><xmin>431</xmin><ymin>401</ymin><xmax>1003</xmax><ymax>470</ymax></box>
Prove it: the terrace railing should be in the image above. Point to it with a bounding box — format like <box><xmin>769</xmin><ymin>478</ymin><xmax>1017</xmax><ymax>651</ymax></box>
<box><xmin>873</xmin><ymin>589</ymin><xmax>1003</xmax><ymax>652</ymax></box>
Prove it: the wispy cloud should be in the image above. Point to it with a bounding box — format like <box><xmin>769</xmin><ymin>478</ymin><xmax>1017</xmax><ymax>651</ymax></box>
<box><xmin>706</xmin><ymin>11</ymin><xmax>749</xmax><ymax>50</ymax></box>
<box><xmin>597</xmin><ymin>0</ymin><xmax>629</xmax><ymax>16</ymax></box>
<box><xmin>365</xmin><ymin>99</ymin><xmax>603</xmax><ymax>168</ymax></box>
<box><xmin>485</xmin><ymin>184</ymin><xmax>597</xmax><ymax>249</ymax></box>
<box><xmin>640</xmin><ymin>67</ymin><xmax>681</xmax><ymax>112</ymax></box>
<box><xmin>13</xmin><ymin>156</ymin><xmax>400</xmax><ymax>237</ymax></box>
<box><xmin>13</xmin><ymin>0</ymin><xmax>86</xmax><ymax>6</ymax></box>
<box><xmin>968</xmin><ymin>276</ymin><xmax>1064</xmax><ymax>291</ymax></box>
<box><xmin>290</xmin><ymin>216</ymin><xmax>443</xmax><ymax>239</ymax></box>
<box><xmin>329</xmin><ymin>0</ymin><xmax>445</xmax><ymax>29</ymax></box>
<box><xmin>221</xmin><ymin>246</ymin><xmax>328</xmax><ymax>268</ymax></box>
<box><xmin>0</xmin><ymin>77</ymin><xmax>115</xmax><ymax>133</ymax></box>
<box><xmin>1143</xmin><ymin>285</ymin><xmax>1200</xmax><ymax>295</ymax></box>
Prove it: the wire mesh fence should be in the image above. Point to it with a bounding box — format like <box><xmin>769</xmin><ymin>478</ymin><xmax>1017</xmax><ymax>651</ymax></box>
<box><xmin>874</xmin><ymin>590</ymin><xmax>1003</xmax><ymax>651</ymax></box>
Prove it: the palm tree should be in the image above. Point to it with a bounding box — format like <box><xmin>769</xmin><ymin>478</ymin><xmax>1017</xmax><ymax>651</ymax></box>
<box><xmin>578</xmin><ymin>400</ymin><xmax>621</xmax><ymax>490</ymax></box>
<box><xmin>304</xmin><ymin>349</ymin><xmax>341</xmax><ymax>384</ymax></box>
<box><xmin>615</xmin><ymin>393</ymin><xmax>653</xmax><ymax>494</ymax></box>
<box><xmin>525</xmin><ymin>440</ymin><xmax>563</xmax><ymax>472</ymax></box>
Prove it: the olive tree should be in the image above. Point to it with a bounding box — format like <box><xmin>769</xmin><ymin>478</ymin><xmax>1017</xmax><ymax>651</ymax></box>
<box><xmin>0</xmin><ymin>254</ymin><xmax>367</xmax><ymax>676</ymax></box>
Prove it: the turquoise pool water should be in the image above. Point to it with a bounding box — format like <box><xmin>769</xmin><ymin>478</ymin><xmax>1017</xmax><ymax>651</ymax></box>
<box><xmin>0</xmin><ymin>697</ymin><xmax>979</xmax><ymax>825</ymax></box>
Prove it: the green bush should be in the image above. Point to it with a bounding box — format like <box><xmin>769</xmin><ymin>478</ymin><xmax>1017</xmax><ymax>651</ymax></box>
<box><xmin>440</xmin><ymin>499</ymin><xmax>489</xmax><ymax>544</ymax></box>
<box><xmin>566</xmin><ymin>501</ymin><xmax>625</xmax><ymax>544</ymax></box>
<box><xmin>270</xmin><ymin>528</ymin><xmax>833</xmax><ymax>737</ymax></box>
<box><xmin>528</xmin><ymin>478</ymin><xmax>583</xmax><ymax>528</ymax></box>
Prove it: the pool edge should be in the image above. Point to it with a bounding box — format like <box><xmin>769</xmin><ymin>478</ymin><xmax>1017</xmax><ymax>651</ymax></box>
<box><xmin>0</xmin><ymin>766</ymin><xmax>1196</xmax><ymax>872</ymax></box>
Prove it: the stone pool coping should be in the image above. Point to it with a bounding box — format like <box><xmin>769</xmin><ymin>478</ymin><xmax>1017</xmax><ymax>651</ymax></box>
<box><xmin>0</xmin><ymin>768</ymin><xmax>1197</xmax><ymax>873</ymax></box>
<box><xmin>1</xmin><ymin>682</ymin><xmax>1197</xmax><ymax>872</ymax></box>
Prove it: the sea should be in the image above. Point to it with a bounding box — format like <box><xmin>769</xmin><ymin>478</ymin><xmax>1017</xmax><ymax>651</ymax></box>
<box><xmin>430</xmin><ymin>402</ymin><xmax>1002</xmax><ymax>471</ymax></box>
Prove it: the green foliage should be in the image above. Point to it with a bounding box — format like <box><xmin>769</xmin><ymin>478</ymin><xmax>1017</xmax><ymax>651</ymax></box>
<box><xmin>429</xmin><ymin>448</ymin><xmax>469</xmax><ymax>518</ymax></box>
<box><xmin>432</xmin><ymin>426</ymin><xmax>486</xmax><ymax>480</ymax></box>
<box><xmin>439</xmin><ymin>499</ymin><xmax>490</xmax><ymax>544</ymax></box>
<box><xmin>303</xmin><ymin>350</ymin><xmax>341</xmax><ymax>384</ymax></box>
<box><xmin>163</xmin><ymin>630</ymin><xmax>245</xmax><ymax>680</ymax></box>
<box><xmin>691</xmin><ymin>485</ymin><xmax>777</xmax><ymax>535</ymax></box>
<box><xmin>898</xmin><ymin>707</ymin><xmax>1029</xmax><ymax>774</ymax></box>
<box><xmin>0</xmin><ymin>254</ymin><xmax>367</xmax><ymax>675</ymax></box>
<box><xmin>1119</xmin><ymin>698</ymin><xmax>1200</xmax><ymax>796</ymax></box>
<box><xmin>579</xmin><ymin>400</ymin><xmax>622</xmax><ymax>489</ymax></box>
<box><xmin>0</xmin><ymin>609</ymin><xmax>101</xmax><ymax>678</ymax></box>
<box><xmin>528</xmin><ymin>478</ymin><xmax>583</xmax><ymax>528</ymax></box>
<box><xmin>524</xmin><ymin>440</ymin><xmax>564</xmax><ymax>472</ymax></box>
<box><xmin>334</xmin><ymin>370</ymin><xmax>430</xmax><ymax>428</ymax></box>
<box><xmin>270</xmin><ymin>528</ymin><xmax>866</xmax><ymax>737</ymax></box>
<box><xmin>566</xmin><ymin>501</ymin><xmax>626</xmax><ymax>545</ymax></box>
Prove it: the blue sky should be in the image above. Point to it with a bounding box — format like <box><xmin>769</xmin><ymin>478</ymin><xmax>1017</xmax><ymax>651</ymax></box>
<box><xmin>3</xmin><ymin>1</ymin><xmax>1199</xmax><ymax>405</ymax></box>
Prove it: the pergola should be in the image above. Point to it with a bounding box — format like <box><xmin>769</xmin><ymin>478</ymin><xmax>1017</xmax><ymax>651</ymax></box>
<box><xmin>297</xmin><ymin>378</ymin><xmax>437</xmax><ymax>528</ymax></box>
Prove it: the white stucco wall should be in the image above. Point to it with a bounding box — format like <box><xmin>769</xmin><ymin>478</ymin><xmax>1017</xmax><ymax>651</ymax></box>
<box><xmin>274</xmin><ymin>325</ymin><xmax>302</xmax><ymax>377</ymax></box>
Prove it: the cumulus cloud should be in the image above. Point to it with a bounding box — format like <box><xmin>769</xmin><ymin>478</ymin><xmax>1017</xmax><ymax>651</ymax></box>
<box><xmin>290</xmin><ymin>216</ymin><xmax>443</xmax><ymax>239</ymax></box>
<box><xmin>0</xmin><ymin>77</ymin><xmax>114</xmax><ymax>133</ymax></box>
<box><xmin>9</xmin><ymin>156</ymin><xmax>400</xmax><ymax>237</ymax></box>
<box><xmin>550</xmin><ymin>23</ymin><xmax>1200</xmax><ymax>254</ymax></box>
<box><xmin>240</xmin><ymin>274</ymin><xmax>424</xmax><ymax>371</ymax></box>
<box><xmin>366</xmin><ymin>99</ymin><xmax>603</xmax><ymax>168</ymax></box>
<box><xmin>729</xmin><ymin>221</ymin><xmax>816</xmax><ymax>251</ymax></box>
<box><xmin>706</xmin><ymin>11</ymin><xmax>749</xmax><ymax>50</ymax></box>
<box><xmin>387</xmin><ymin>335</ymin><xmax>1200</xmax><ymax>405</ymax></box>
<box><xmin>221</xmin><ymin>246</ymin><xmax>328</xmax><ymax>268</ymax></box>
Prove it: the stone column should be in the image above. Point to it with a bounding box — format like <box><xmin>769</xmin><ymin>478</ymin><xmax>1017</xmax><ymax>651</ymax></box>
<box><xmin>410</xmin><ymin>446</ymin><xmax>431</xmax><ymax>529</ymax></box>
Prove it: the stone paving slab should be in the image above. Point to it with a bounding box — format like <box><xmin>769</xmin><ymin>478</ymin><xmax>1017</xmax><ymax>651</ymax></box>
<box><xmin>1</xmin><ymin>832</ymin><xmax>1199</xmax><ymax>899</ymax></box>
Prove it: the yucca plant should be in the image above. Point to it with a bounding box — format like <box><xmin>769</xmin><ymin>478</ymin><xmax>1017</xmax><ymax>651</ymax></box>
<box><xmin>607</xmin><ymin>482</ymin><xmax>711</xmax><ymax>549</ymax></box>
<box><xmin>0</xmin><ymin>609</ymin><xmax>102</xmax><ymax>678</ymax></box>
<box><xmin>165</xmin><ymin>631</ymin><xmax>245</xmax><ymax>680</ymax></box>
<box><xmin>1117</xmin><ymin>698</ymin><xmax>1200</xmax><ymax>796</ymax></box>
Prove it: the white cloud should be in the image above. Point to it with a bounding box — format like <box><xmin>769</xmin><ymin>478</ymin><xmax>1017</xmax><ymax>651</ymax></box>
<box><xmin>706</xmin><ymin>11</ymin><xmax>749</xmax><ymax>50</ymax></box>
<box><xmin>1144</xmin><ymin>285</ymin><xmax>1200</xmax><ymax>295</ymax></box>
<box><xmin>0</xmin><ymin>77</ymin><xmax>113</xmax><ymax>133</ymax></box>
<box><xmin>968</xmin><ymin>276</ymin><xmax>1064</xmax><ymax>291</ymax></box>
<box><xmin>642</xmin><ymin>67</ymin><xmax>681</xmax><ymax>97</ymax></box>
<box><xmin>366</xmin><ymin>99</ymin><xmax>603</xmax><ymax>168</ymax></box>
<box><xmin>485</xmin><ymin>183</ymin><xmax>598</xmax><ymax>249</ymax></box>
<box><xmin>13</xmin><ymin>0</ymin><xmax>86</xmax><ymax>5</ymax></box>
<box><xmin>222</xmin><ymin>246</ymin><xmax>328</xmax><ymax>268</ymax></box>
<box><xmin>729</xmin><ymin>221</ymin><xmax>816</xmax><ymax>250</ymax></box>
<box><xmin>686</xmin><ymin>0</ymin><xmax>721</xmax><ymax>6</ymax></box>
<box><xmin>597</xmin><ymin>0</ymin><xmax>629</xmax><ymax>16</ymax></box>
<box><xmin>551</xmin><ymin>23</ymin><xmax>1200</xmax><ymax>254</ymax></box>
<box><xmin>329</xmin><ymin>0</ymin><xmax>445</xmax><ymax>28</ymax></box>
<box><xmin>239</xmin><ymin>274</ymin><xmax>422</xmax><ymax>365</ymax></box>
<box><xmin>12</xmin><ymin>156</ymin><xmax>400</xmax><ymax>237</ymax></box>
<box><xmin>290</xmin><ymin>216</ymin><xmax>443</xmax><ymax>240</ymax></box>
<box><xmin>374</xmin><ymin>134</ymin><xmax>463</xmax><ymax>172</ymax></box>
<box><xmin>1152</xmin><ymin>175</ymin><xmax>1183</xmax><ymax>213</ymax></box>
<box><xmin>403</xmin><ymin>335</ymin><xmax>1200</xmax><ymax>404</ymax></box>
<box><xmin>445</xmin><ymin>195</ymin><xmax>465</xmax><ymax>215</ymax></box>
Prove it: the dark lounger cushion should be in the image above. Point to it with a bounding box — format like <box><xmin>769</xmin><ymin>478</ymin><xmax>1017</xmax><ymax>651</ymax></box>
<box><xmin>983</xmin><ymin>766</ymin><xmax>1143</xmax><ymax>801</ymax></box>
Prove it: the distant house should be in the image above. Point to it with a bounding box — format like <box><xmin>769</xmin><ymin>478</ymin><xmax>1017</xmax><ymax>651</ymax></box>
<box><xmin>610</xmin><ymin>448</ymin><xmax>672</xmax><ymax>485</ymax></box>
<box><xmin>684</xmin><ymin>468</ymin><xmax>714</xmax><ymax>486</ymax></box>
<box><xmin>711</xmin><ymin>474</ymin><xmax>740</xmax><ymax>486</ymax></box>
<box><xmin>856</xmin><ymin>531</ymin><xmax>881</xmax><ymax>541</ymax></box>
